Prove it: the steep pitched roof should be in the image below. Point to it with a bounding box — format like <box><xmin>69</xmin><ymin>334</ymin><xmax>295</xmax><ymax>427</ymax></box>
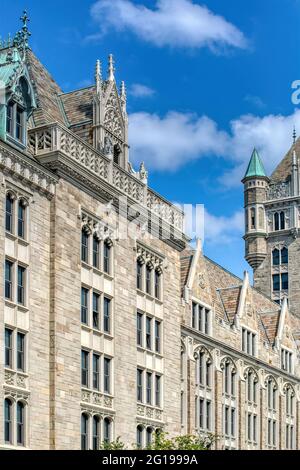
<box><xmin>271</xmin><ymin>138</ymin><xmax>300</xmax><ymax>183</ymax></box>
<box><xmin>180</xmin><ymin>249</ymin><xmax>194</xmax><ymax>294</ymax></box>
<box><xmin>218</xmin><ymin>286</ymin><xmax>241</xmax><ymax>323</ymax></box>
<box><xmin>26</xmin><ymin>50</ymin><xmax>65</xmax><ymax>127</ymax></box>
<box><xmin>244</xmin><ymin>148</ymin><xmax>267</xmax><ymax>179</ymax></box>
<box><xmin>59</xmin><ymin>87</ymin><xmax>94</xmax><ymax>126</ymax></box>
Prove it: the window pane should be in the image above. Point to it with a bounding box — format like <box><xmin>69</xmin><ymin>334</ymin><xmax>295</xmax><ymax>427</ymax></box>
<box><xmin>81</xmin><ymin>350</ymin><xmax>89</xmax><ymax>387</ymax></box>
<box><xmin>272</xmin><ymin>249</ymin><xmax>280</xmax><ymax>266</ymax></box>
<box><xmin>17</xmin><ymin>266</ymin><xmax>26</xmax><ymax>305</ymax></box>
<box><xmin>93</xmin><ymin>416</ymin><xmax>100</xmax><ymax>450</ymax></box>
<box><xmin>103</xmin><ymin>418</ymin><xmax>111</xmax><ymax>443</ymax></box>
<box><xmin>5</xmin><ymin>328</ymin><xmax>13</xmax><ymax>368</ymax></box>
<box><xmin>281</xmin><ymin>273</ymin><xmax>289</xmax><ymax>291</ymax></box>
<box><xmin>146</xmin><ymin>317</ymin><xmax>152</xmax><ymax>350</ymax></box>
<box><xmin>5</xmin><ymin>399</ymin><xmax>12</xmax><ymax>444</ymax></box>
<box><xmin>6</xmin><ymin>194</ymin><xmax>13</xmax><ymax>233</ymax></box>
<box><xmin>146</xmin><ymin>265</ymin><xmax>152</xmax><ymax>295</ymax></box>
<box><xmin>272</xmin><ymin>274</ymin><xmax>280</xmax><ymax>292</ymax></box>
<box><xmin>103</xmin><ymin>297</ymin><xmax>111</xmax><ymax>334</ymax></box>
<box><xmin>81</xmin><ymin>288</ymin><xmax>89</xmax><ymax>325</ymax></box>
<box><xmin>103</xmin><ymin>242</ymin><xmax>111</xmax><ymax>274</ymax></box>
<box><xmin>137</xmin><ymin>261</ymin><xmax>143</xmax><ymax>290</ymax></box>
<box><xmin>93</xmin><ymin>354</ymin><xmax>100</xmax><ymax>390</ymax></box>
<box><xmin>81</xmin><ymin>414</ymin><xmax>89</xmax><ymax>450</ymax></box>
<box><xmin>17</xmin><ymin>332</ymin><xmax>25</xmax><ymax>371</ymax></box>
<box><xmin>137</xmin><ymin>369</ymin><xmax>143</xmax><ymax>402</ymax></box>
<box><xmin>17</xmin><ymin>402</ymin><xmax>25</xmax><ymax>445</ymax></box>
<box><xmin>93</xmin><ymin>292</ymin><xmax>99</xmax><ymax>330</ymax></box>
<box><xmin>281</xmin><ymin>247</ymin><xmax>288</xmax><ymax>265</ymax></box>
<box><xmin>137</xmin><ymin>313</ymin><xmax>143</xmax><ymax>347</ymax></box>
<box><xmin>155</xmin><ymin>270</ymin><xmax>161</xmax><ymax>299</ymax></box>
<box><xmin>104</xmin><ymin>358</ymin><xmax>111</xmax><ymax>394</ymax></box>
<box><xmin>6</xmin><ymin>102</ymin><xmax>13</xmax><ymax>135</ymax></box>
<box><xmin>18</xmin><ymin>201</ymin><xmax>26</xmax><ymax>239</ymax></box>
<box><xmin>155</xmin><ymin>321</ymin><xmax>161</xmax><ymax>353</ymax></box>
<box><xmin>146</xmin><ymin>372</ymin><xmax>152</xmax><ymax>405</ymax></box>
<box><xmin>81</xmin><ymin>230</ymin><xmax>89</xmax><ymax>263</ymax></box>
<box><xmin>5</xmin><ymin>260</ymin><xmax>13</xmax><ymax>300</ymax></box>
<box><xmin>155</xmin><ymin>375</ymin><xmax>161</xmax><ymax>407</ymax></box>
<box><xmin>16</xmin><ymin>107</ymin><xmax>24</xmax><ymax>142</ymax></box>
<box><xmin>93</xmin><ymin>236</ymin><xmax>100</xmax><ymax>269</ymax></box>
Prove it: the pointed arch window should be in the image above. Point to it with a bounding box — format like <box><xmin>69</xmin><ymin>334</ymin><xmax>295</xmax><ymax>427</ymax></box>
<box><xmin>4</xmin><ymin>398</ymin><xmax>13</xmax><ymax>444</ymax></box>
<box><xmin>81</xmin><ymin>413</ymin><xmax>89</xmax><ymax>450</ymax></box>
<box><xmin>5</xmin><ymin>193</ymin><xmax>14</xmax><ymax>233</ymax></box>
<box><xmin>93</xmin><ymin>415</ymin><xmax>100</xmax><ymax>450</ymax></box>
<box><xmin>281</xmin><ymin>247</ymin><xmax>288</xmax><ymax>265</ymax></box>
<box><xmin>272</xmin><ymin>249</ymin><xmax>280</xmax><ymax>266</ymax></box>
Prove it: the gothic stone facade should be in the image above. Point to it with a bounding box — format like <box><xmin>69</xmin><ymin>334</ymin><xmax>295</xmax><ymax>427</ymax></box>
<box><xmin>1</xmin><ymin>19</ymin><xmax>300</xmax><ymax>450</ymax></box>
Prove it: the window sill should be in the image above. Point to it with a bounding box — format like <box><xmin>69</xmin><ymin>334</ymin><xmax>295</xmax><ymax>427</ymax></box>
<box><xmin>81</xmin><ymin>324</ymin><xmax>114</xmax><ymax>339</ymax></box>
<box><xmin>137</xmin><ymin>289</ymin><xmax>163</xmax><ymax>304</ymax></box>
<box><xmin>4</xmin><ymin>300</ymin><xmax>28</xmax><ymax>311</ymax></box>
<box><xmin>137</xmin><ymin>345</ymin><xmax>163</xmax><ymax>358</ymax></box>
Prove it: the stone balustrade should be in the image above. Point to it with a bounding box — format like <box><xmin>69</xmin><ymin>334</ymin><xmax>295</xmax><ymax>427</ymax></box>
<box><xmin>28</xmin><ymin>124</ymin><xmax>184</xmax><ymax>231</ymax></box>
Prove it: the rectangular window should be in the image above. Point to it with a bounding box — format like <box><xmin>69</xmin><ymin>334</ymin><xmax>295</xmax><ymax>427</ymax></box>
<box><xmin>272</xmin><ymin>274</ymin><xmax>280</xmax><ymax>292</ymax></box>
<box><xmin>137</xmin><ymin>261</ymin><xmax>143</xmax><ymax>290</ymax></box>
<box><xmin>6</xmin><ymin>102</ymin><xmax>13</xmax><ymax>135</ymax></box>
<box><xmin>81</xmin><ymin>288</ymin><xmax>89</xmax><ymax>325</ymax></box>
<box><xmin>242</xmin><ymin>328</ymin><xmax>256</xmax><ymax>356</ymax></box>
<box><xmin>18</xmin><ymin>202</ymin><xmax>26</xmax><ymax>239</ymax></box>
<box><xmin>253</xmin><ymin>415</ymin><xmax>257</xmax><ymax>443</ymax></box>
<box><xmin>16</xmin><ymin>106</ymin><xmax>23</xmax><ymax>142</ymax></box>
<box><xmin>192</xmin><ymin>302</ymin><xmax>197</xmax><ymax>329</ymax></box>
<box><xmin>92</xmin><ymin>292</ymin><xmax>100</xmax><ymax>330</ymax></box>
<box><xmin>155</xmin><ymin>320</ymin><xmax>161</xmax><ymax>354</ymax></box>
<box><xmin>5</xmin><ymin>260</ymin><xmax>13</xmax><ymax>301</ymax></box>
<box><xmin>6</xmin><ymin>194</ymin><xmax>13</xmax><ymax>233</ymax></box>
<box><xmin>103</xmin><ymin>297</ymin><xmax>111</xmax><ymax>334</ymax></box>
<box><xmin>81</xmin><ymin>350</ymin><xmax>89</xmax><ymax>388</ymax></box>
<box><xmin>146</xmin><ymin>316</ymin><xmax>152</xmax><ymax>350</ymax></box>
<box><xmin>155</xmin><ymin>375</ymin><xmax>161</xmax><ymax>407</ymax></box>
<box><xmin>93</xmin><ymin>236</ymin><xmax>100</xmax><ymax>269</ymax></box>
<box><xmin>146</xmin><ymin>372</ymin><xmax>152</xmax><ymax>405</ymax></box>
<box><xmin>204</xmin><ymin>309</ymin><xmax>210</xmax><ymax>334</ymax></box>
<box><xmin>16</xmin><ymin>402</ymin><xmax>25</xmax><ymax>446</ymax></box>
<box><xmin>103</xmin><ymin>242</ymin><xmax>111</xmax><ymax>274</ymax></box>
<box><xmin>281</xmin><ymin>273</ymin><xmax>289</xmax><ymax>291</ymax></box>
<box><xmin>17</xmin><ymin>332</ymin><xmax>25</xmax><ymax>372</ymax></box>
<box><xmin>199</xmin><ymin>398</ymin><xmax>204</xmax><ymax>429</ymax></box>
<box><xmin>155</xmin><ymin>271</ymin><xmax>161</xmax><ymax>299</ymax></box>
<box><xmin>231</xmin><ymin>408</ymin><xmax>235</xmax><ymax>437</ymax></box>
<box><xmin>206</xmin><ymin>361</ymin><xmax>211</xmax><ymax>388</ymax></box>
<box><xmin>17</xmin><ymin>266</ymin><xmax>26</xmax><ymax>305</ymax></box>
<box><xmin>146</xmin><ymin>265</ymin><xmax>152</xmax><ymax>295</ymax></box>
<box><xmin>4</xmin><ymin>399</ymin><xmax>12</xmax><ymax>444</ymax></box>
<box><xmin>137</xmin><ymin>369</ymin><xmax>143</xmax><ymax>402</ymax></box>
<box><xmin>206</xmin><ymin>401</ymin><xmax>211</xmax><ymax>431</ymax></box>
<box><xmin>81</xmin><ymin>231</ymin><xmax>89</xmax><ymax>264</ymax></box>
<box><xmin>199</xmin><ymin>352</ymin><xmax>204</xmax><ymax>386</ymax></box>
<box><xmin>93</xmin><ymin>353</ymin><xmax>100</xmax><ymax>390</ymax></box>
<box><xmin>281</xmin><ymin>348</ymin><xmax>293</xmax><ymax>373</ymax></box>
<box><xmin>5</xmin><ymin>328</ymin><xmax>13</xmax><ymax>368</ymax></box>
<box><xmin>137</xmin><ymin>312</ymin><xmax>143</xmax><ymax>347</ymax></box>
<box><xmin>273</xmin><ymin>421</ymin><xmax>276</xmax><ymax>447</ymax></box>
<box><xmin>224</xmin><ymin>406</ymin><xmax>229</xmax><ymax>435</ymax></box>
<box><xmin>104</xmin><ymin>357</ymin><xmax>111</xmax><ymax>394</ymax></box>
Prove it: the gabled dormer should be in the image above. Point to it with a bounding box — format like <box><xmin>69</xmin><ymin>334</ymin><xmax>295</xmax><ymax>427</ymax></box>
<box><xmin>0</xmin><ymin>13</ymin><xmax>36</xmax><ymax>150</ymax></box>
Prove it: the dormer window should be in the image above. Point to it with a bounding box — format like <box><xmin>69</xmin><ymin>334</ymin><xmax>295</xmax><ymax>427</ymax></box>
<box><xmin>6</xmin><ymin>101</ymin><xmax>26</xmax><ymax>145</ymax></box>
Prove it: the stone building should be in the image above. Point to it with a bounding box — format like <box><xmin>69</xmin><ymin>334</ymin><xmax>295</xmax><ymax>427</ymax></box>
<box><xmin>0</xmin><ymin>13</ymin><xmax>300</xmax><ymax>450</ymax></box>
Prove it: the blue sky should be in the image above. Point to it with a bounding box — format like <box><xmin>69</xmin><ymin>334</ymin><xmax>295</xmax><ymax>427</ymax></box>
<box><xmin>2</xmin><ymin>0</ymin><xmax>300</xmax><ymax>278</ymax></box>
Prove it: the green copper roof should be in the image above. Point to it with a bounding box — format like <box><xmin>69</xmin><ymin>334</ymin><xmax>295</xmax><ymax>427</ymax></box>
<box><xmin>244</xmin><ymin>148</ymin><xmax>267</xmax><ymax>179</ymax></box>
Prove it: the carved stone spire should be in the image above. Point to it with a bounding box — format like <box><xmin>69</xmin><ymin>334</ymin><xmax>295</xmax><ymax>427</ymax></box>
<box><xmin>108</xmin><ymin>54</ymin><xmax>115</xmax><ymax>81</ymax></box>
<box><xmin>95</xmin><ymin>59</ymin><xmax>102</xmax><ymax>95</ymax></box>
<box><xmin>139</xmin><ymin>162</ymin><xmax>148</xmax><ymax>184</ymax></box>
<box><xmin>120</xmin><ymin>81</ymin><xmax>127</xmax><ymax>114</ymax></box>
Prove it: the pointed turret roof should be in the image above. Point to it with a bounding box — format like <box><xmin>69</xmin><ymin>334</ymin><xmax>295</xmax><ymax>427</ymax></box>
<box><xmin>243</xmin><ymin>148</ymin><xmax>267</xmax><ymax>179</ymax></box>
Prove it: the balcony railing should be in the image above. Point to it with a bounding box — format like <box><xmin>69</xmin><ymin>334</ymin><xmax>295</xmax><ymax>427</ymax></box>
<box><xmin>28</xmin><ymin>123</ymin><xmax>184</xmax><ymax>231</ymax></box>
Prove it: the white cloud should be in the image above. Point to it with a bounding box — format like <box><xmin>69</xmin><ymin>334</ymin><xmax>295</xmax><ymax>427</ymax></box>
<box><xmin>128</xmin><ymin>109</ymin><xmax>300</xmax><ymax>186</ymax></box>
<box><xmin>130</xmin><ymin>83</ymin><xmax>155</xmax><ymax>98</ymax></box>
<box><xmin>90</xmin><ymin>0</ymin><xmax>247</xmax><ymax>51</ymax></box>
<box><xmin>204</xmin><ymin>210</ymin><xmax>244</xmax><ymax>245</ymax></box>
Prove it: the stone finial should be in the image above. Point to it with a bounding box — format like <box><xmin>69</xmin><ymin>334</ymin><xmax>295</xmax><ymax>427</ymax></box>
<box><xmin>293</xmin><ymin>126</ymin><xmax>297</xmax><ymax>145</ymax></box>
<box><xmin>108</xmin><ymin>54</ymin><xmax>115</xmax><ymax>81</ymax></box>
<box><xmin>95</xmin><ymin>59</ymin><xmax>102</xmax><ymax>94</ymax></box>
<box><xmin>139</xmin><ymin>162</ymin><xmax>148</xmax><ymax>183</ymax></box>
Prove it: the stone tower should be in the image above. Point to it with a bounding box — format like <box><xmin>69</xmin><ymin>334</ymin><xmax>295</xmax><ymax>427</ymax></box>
<box><xmin>243</xmin><ymin>140</ymin><xmax>300</xmax><ymax>317</ymax></box>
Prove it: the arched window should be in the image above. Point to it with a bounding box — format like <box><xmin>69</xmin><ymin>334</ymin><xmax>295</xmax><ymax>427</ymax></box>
<box><xmin>195</xmin><ymin>348</ymin><xmax>213</xmax><ymax>433</ymax></box>
<box><xmin>81</xmin><ymin>228</ymin><xmax>89</xmax><ymax>264</ymax></box>
<box><xmin>6</xmin><ymin>193</ymin><xmax>14</xmax><ymax>233</ymax></box>
<box><xmin>266</xmin><ymin>377</ymin><xmax>278</xmax><ymax>449</ymax></box>
<box><xmin>4</xmin><ymin>398</ymin><xmax>12</xmax><ymax>444</ymax></box>
<box><xmin>250</xmin><ymin>208</ymin><xmax>256</xmax><ymax>230</ymax></box>
<box><xmin>281</xmin><ymin>247</ymin><xmax>288</xmax><ymax>265</ymax></box>
<box><xmin>103</xmin><ymin>418</ymin><xmax>111</xmax><ymax>444</ymax></box>
<box><xmin>222</xmin><ymin>359</ymin><xmax>237</xmax><ymax>448</ymax></box>
<box><xmin>93</xmin><ymin>415</ymin><xmax>100</xmax><ymax>450</ymax></box>
<box><xmin>245</xmin><ymin>369</ymin><xmax>259</xmax><ymax>447</ymax></box>
<box><xmin>272</xmin><ymin>249</ymin><xmax>280</xmax><ymax>266</ymax></box>
<box><xmin>18</xmin><ymin>199</ymin><xmax>27</xmax><ymax>239</ymax></box>
<box><xmin>81</xmin><ymin>413</ymin><xmax>89</xmax><ymax>450</ymax></box>
<box><xmin>146</xmin><ymin>427</ymin><xmax>153</xmax><ymax>447</ymax></box>
<box><xmin>136</xmin><ymin>425</ymin><xmax>144</xmax><ymax>448</ymax></box>
<box><xmin>16</xmin><ymin>401</ymin><xmax>25</xmax><ymax>446</ymax></box>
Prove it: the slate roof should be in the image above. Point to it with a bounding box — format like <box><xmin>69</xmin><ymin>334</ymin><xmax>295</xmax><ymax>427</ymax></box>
<box><xmin>59</xmin><ymin>87</ymin><xmax>94</xmax><ymax>126</ymax></box>
<box><xmin>271</xmin><ymin>138</ymin><xmax>300</xmax><ymax>183</ymax></box>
